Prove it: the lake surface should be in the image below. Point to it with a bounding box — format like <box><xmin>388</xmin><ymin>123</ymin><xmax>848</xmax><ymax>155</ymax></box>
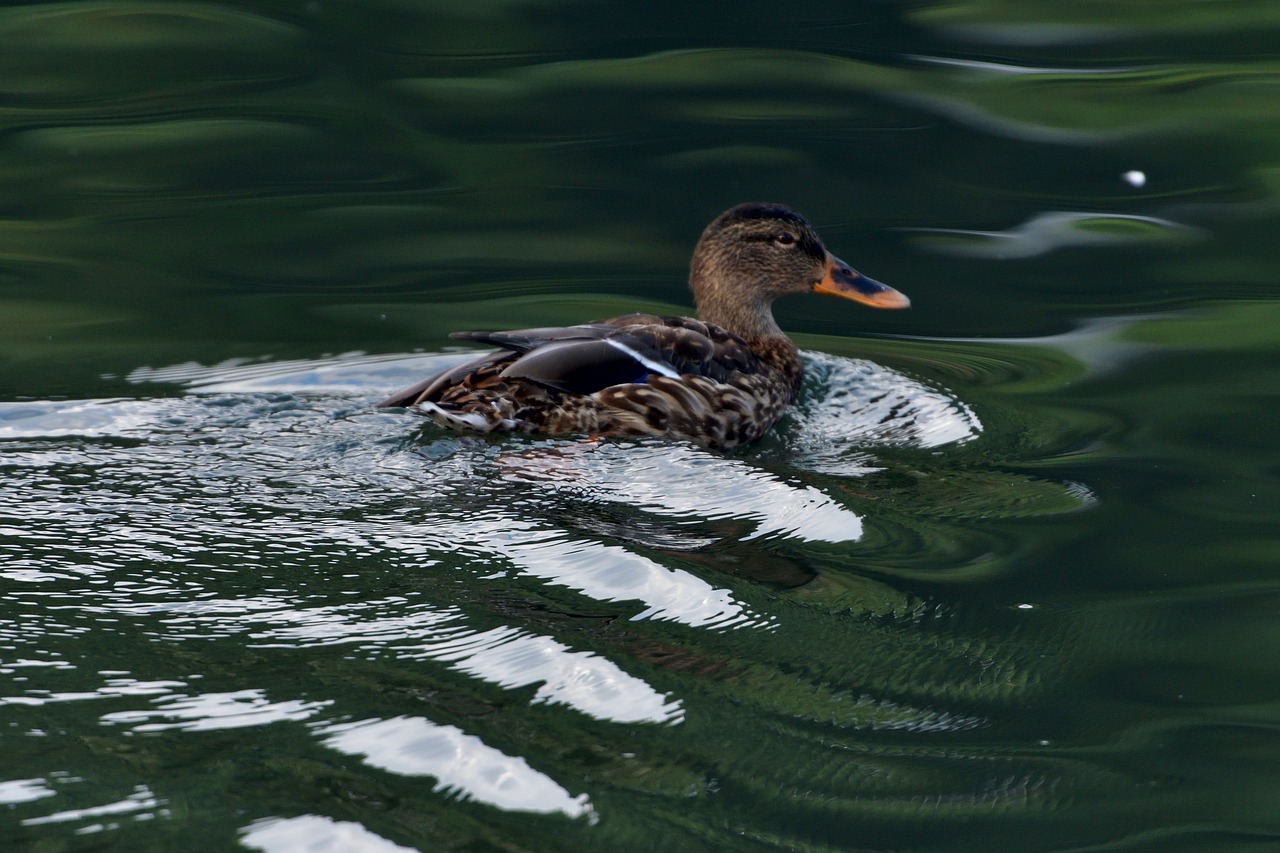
<box><xmin>3</xmin><ymin>1</ymin><xmax>1280</xmax><ymax>851</ymax></box>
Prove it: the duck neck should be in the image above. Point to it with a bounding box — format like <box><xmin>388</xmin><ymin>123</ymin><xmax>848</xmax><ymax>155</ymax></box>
<box><xmin>694</xmin><ymin>285</ymin><xmax>802</xmax><ymax>388</ymax></box>
<box><xmin>691</xmin><ymin>252</ymin><xmax>788</xmax><ymax>341</ymax></box>
<box><xmin>696</xmin><ymin>291</ymin><xmax>786</xmax><ymax>346</ymax></box>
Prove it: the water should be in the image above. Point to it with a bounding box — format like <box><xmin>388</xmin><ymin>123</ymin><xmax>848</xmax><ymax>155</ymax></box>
<box><xmin>3</xmin><ymin>1</ymin><xmax>1280</xmax><ymax>850</ymax></box>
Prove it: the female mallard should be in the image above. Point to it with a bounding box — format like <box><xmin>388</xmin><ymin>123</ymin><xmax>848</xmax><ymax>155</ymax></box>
<box><xmin>377</xmin><ymin>202</ymin><xmax>909</xmax><ymax>449</ymax></box>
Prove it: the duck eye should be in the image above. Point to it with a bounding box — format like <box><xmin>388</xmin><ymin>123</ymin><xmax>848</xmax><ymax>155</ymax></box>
<box><xmin>774</xmin><ymin>232</ymin><xmax>796</xmax><ymax>246</ymax></box>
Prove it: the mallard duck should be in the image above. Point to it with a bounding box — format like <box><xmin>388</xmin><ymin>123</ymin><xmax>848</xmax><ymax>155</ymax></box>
<box><xmin>377</xmin><ymin>202</ymin><xmax>909</xmax><ymax>449</ymax></box>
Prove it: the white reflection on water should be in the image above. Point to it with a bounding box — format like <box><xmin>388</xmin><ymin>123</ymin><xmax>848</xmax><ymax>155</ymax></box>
<box><xmin>914</xmin><ymin>315</ymin><xmax>1160</xmax><ymax>377</ymax></box>
<box><xmin>242</xmin><ymin>814</ymin><xmax>419</xmax><ymax>853</ymax></box>
<box><xmin>318</xmin><ymin>716</ymin><xmax>593</xmax><ymax>818</ymax></box>
<box><xmin>0</xmin><ymin>777</ymin><xmax>56</xmax><ymax>805</ymax></box>
<box><xmin>126</xmin><ymin>351</ymin><xmax>465</xmax><ymax>396</ymax></box>
<box><xmin>167</xmin><ymin>597</ymin><xmax>682</xmax><ymax>725</ymax></box>
<box><xmin>2</xmin><ymin>350</ymin><xmax>981</xmax><ymax>726</ymax></box>
<box><xmin>396</xmin><ymin>624</ymin><xmax>681</xmax><ymax>723</ymax></box>
<box><xmin>910</xmin><ymin>55</ymin><xmax>1143</xmax><ymax>76</ymax></box>
<box><xmin>501</xmin><ymin>442</ymin><xmax>864</xmax><ymax>543</ymax></box>
<box><xmin>99</xmin><ymin>689</ymin><xmax>332</xmax><ymax>733</ymax></box>
<box><xmin>0</xmin><ymin>658</ymin><xmax>76</xmax><ymax>673</ymax></box>
<box><xmin>1</xmin><ymin>349</ymin><xmax>984</xmax><ymax>822</ymax></box>
<box><xmin>19</xmin><ymin>784</ymin><xmax>165</xmax><ymax>828</ymax></box>
<box><xmin>440</xmin><ymin>518</ymin><xmax>764</xmax><ymax>627</ymax></box>
<box><xmin>1</xmin><ymin>677</ymin><xmax>185</xmax><ymax>708</ymax></box>
<box><xmin>903</xmin><ymin>211</ymin><xmax>1202</xmax><ymax>259</ymax></box>
<box><xmin>790</xmin><ymin>352</ymin><xmax>980</xmax><ymax>476</ymax></box>
<box><xmin>0</xmin><ymin>398</ymin><xmax>157</xmax><ymax>439</ymax></box>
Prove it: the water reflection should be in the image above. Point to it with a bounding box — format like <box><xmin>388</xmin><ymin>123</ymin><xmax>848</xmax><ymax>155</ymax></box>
<box><xmin>19</xmin><ymin>785</ymin><xmax>166</xmax><ymax>830</ymax></box>
<box><xmin>0</xmin><ymin>676</ymin><xmax>184</xmax><ymax>709</ymax></box>
<box><xmin>242</xmin><ymin>815</ymin><xmax>419</xmax><ymax>853</ymax></box>
<box><xmin>924</xmin><ymin>315</ymin><xmax>1158</xmax><ymax>377</ymax></box>
<box><xmin>220</xmin><ymin>597</ymin><xmax>682</xmax><ymax>723</ymax></box>
<box><xmin>0</xmin><ymin>343</ymin><xmax>1105</xmax><ymax>846</ymax></box>
<box><xmin>0</xmin><ymin>779</ymin><xmax>56</xmax><ymax>806</ymax></box>
<box><xmin>501</xmin><ymin>443</ymin><xmax>866</xmax><ymax>544</ymax></box>
<box><xmin>904</xmin><ymin>211</ymin><xmax>1202</xmax><ymax>258</ymax></box>
<box><xmin>0</xmin><ymin>398</ymin><xmax>157</xmax><ymax>439</ymax></box>
<box><xmin>1</xmin><ymin>0</ymin><xmax>1277</xmax><ymax>845</ymax></box>
<box><xmin>100</xmin><ymin>688</ymin><xmax>331</xmax><ymax>733</ymax></box>
<box><xmin>319</xmin><ymin>716</ymin><xmax>593</xmax><ymax>817</ymax></box>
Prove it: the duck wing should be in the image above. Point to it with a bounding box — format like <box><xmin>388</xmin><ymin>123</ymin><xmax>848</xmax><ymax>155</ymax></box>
<box><xmin>374</xmin><ymin>348</ymin><xmax>509</xmax><ymax>408</ymax></box>
<box><xmin>375</xmin><ymin>316</ymin><xmax>758</xmax><ymax>407</ymax></box>
<box><xmin>490</xmin><ymin>316</ymin><xmax>759</xmax><ymax>394</ymax></box>
<box><xmin>449</xmin><ymin>324</ymin><xmax>617</xmax><ymax>353</ymax></box>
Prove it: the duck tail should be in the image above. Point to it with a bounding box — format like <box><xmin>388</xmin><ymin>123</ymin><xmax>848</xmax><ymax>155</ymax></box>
<box><xmin>416</xmin><ymin>401</ymin><xmax>516</xmax><ymax>434</ymax></box>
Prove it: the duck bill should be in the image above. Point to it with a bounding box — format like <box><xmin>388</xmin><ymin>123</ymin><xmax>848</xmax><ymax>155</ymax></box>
<box><xmin>813</xmin><ymin>254</ymin><xmax>910</xmax><ymax>309</ymax></box>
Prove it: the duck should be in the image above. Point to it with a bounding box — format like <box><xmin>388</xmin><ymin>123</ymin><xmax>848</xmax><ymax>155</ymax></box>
<box><xmin>376</xmin><ymin>202</ymin><xmax>910</xmax><ymax>449</ymax></box>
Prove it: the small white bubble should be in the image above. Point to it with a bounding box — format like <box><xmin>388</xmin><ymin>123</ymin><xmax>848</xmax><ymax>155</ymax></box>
<box><xmin>1123</xmin><ymin>170</ymin><xmax>1146</xmax><ymax>187</ymax></box>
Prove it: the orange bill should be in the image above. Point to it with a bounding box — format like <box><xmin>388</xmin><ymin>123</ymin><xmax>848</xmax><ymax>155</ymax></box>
<box><xmin>812</xmin><ymin>254</ymin><xmax>910</xmax><ymax>309</ymax></box>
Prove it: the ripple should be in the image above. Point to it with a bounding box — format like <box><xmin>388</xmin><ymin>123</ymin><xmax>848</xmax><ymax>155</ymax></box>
<box><xmin>0</xmin><ymin>398</ymin><xmax>157</xmax><ymax>439</ymax></box>
<box><xmin>909</xmin><ymin>55</ymin><xmax>1146</xmax><ymax>77</ymax></box>
<box><xmin>0</xmin><ymin>778</ymin><xmax>57</xmax><ymax>806</ymax></box>
<box><xmin>922</xmin><ymin>315</ymin><xmax>1160</xmax><ymax>378</ymax></box>
<box><xmin>904</xmin><ymin>211</ymin><xmax>1203</xmax><ymax>258</ymax></box>
<box><xmin>318</xmin><ymin>717</ymin><xmax>592</xmax><ymax>818</ymax></box>
<box><xmin>412</xmin><ymin>626</ymin><xmax>681</xmax><ymax>724</ymax></box>
<box><xmin>0</xmin><ymin>2</ymin><xmax>309</xmax><ymax>102</ymax></box>
<box><xmin>1</xmin><ymin>676</ymin><xmax>184</xmax><ymax>709</ymax></box>
<box><xmin>157</xmin><ymin>597</ymin><xmax>682</xmax><ymax>724</ymax></box>
<box><xmin>20</xmin><ymin>784</ymin><xmax>165</xmax><ymax>828</ymax></box>
<box><xmin>242</xmin><ymin>815</ymin><xmax>419</xmax><ymax>853</ymax></box>
<box><xmin>501</xmin><ymin>441</ymin><xmax>865</xmax><ymax>544</ymax></box>
<box><xmin>126</xmin><ymin>351</ymin><xmax>461</xmax><ymax>395</ymax></box>
<box><xmin>0</xmin><ymin>347</ymin><xmax>1116</xmax><ymax>839</ymax></box>
<box><xmin>99</xmin><ymin>688</ymin><xmax>332</xmax><ymax>733</ymax></box>
<box><xmin>787</xmin><ymin>352</ymin><xmax>980</xmax><ymax>476</ymax></box>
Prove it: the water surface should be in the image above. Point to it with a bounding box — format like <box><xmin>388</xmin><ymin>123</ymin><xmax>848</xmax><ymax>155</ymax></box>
<box><xmin>3</xmin><ymin>1</ymin><xmax>1280</xmax><ymax>851</ymax></box>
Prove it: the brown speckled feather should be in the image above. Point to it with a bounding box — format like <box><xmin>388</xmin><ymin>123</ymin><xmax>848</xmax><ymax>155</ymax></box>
<box><xmin>376</xmin><ymin>203</ymin><xmax>909</xmax><ymax>449</ymax></box>
<box><xmin>379</xmin><ymin>317</ymin><xmax>799</xmax><ymax>449</ymax></box>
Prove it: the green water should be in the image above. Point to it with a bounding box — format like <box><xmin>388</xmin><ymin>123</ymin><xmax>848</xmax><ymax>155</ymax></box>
<box><xmin>3</xmin><ymin>1</ymin><xmax>1280</xmax><ymax>851</ymax></box>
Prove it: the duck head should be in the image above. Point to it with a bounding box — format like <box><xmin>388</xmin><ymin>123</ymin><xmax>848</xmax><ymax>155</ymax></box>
<box><xmin>689</xmin><ymin>202</ymin><xmax>909</xmax><ymax>343</ymax></box>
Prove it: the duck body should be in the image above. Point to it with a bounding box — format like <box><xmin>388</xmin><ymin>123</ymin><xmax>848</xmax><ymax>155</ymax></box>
<box><xmin>377</xmin><ymin>203</ymin><xmax>909</xmax><ymax>449</ymax></box>
<box><xmin>378</xmin><ymin>313</ymin><xmax>800</xmax><ymax>449</ymax></box>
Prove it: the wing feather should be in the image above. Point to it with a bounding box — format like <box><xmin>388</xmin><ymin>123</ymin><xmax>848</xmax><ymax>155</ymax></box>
<box><xmin>377</xmin><ymin>316</ymin><xmax>760</xmax><ymax>406</ymax></box>
<box><xmin>499</xmin><ymin>338</ymin><xmax>659</xmax><ymax>394</ymax></box>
